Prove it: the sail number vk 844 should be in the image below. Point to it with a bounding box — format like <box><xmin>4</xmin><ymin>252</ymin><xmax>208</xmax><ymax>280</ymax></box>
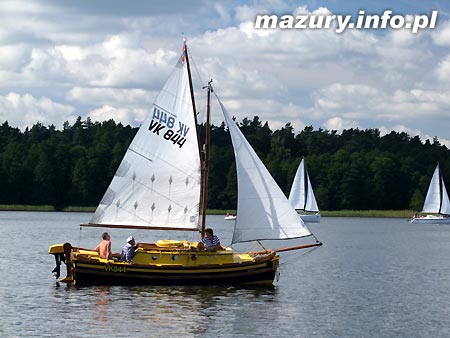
<box><xmin>148</xmin><ymin>107</ymin><xmax>190</xmax><ymax>148</ymax></box>
<box><xmin>104</xmin><ymin>265</ymin><xmax>127</xmax><ymax>273</ymax></box>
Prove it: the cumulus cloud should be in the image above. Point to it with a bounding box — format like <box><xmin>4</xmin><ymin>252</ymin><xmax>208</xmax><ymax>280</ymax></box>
<box><xmin>200</xmin><ymin>8</ymin><xmax>450</xmax><ymax>145</ymax></box>
<box><xmin>436</xmin><ymin>54</ymin><xmax>450</xmax><ymax>83</ymax></box>
<box><xmin>88</xmin><ymin>105</ymin><xmax>148</xmax><ymax>126</ymax></box>
<box><xmin>432</xmin><ymin>19</ymin><xmax>450</xmax><ymax>46</ymax></box>
<box><xmin>0</xmin><ymin>0</ymin><xmax>448</xmax><ymax>147</ymax></box>
<box><xmin>379</xmin><ymin>124</ymin><xmax>450</xmax><ymax>148</ymax></box>
<box><xmin>67</xmin><ymin>87</ymin><xmax>155</xmax><ymax>106</ymax></box>
<box><xmin>0</xmin><ymin>92</ymin><xmax>75</xmax><ymax>129</ymax></box>
<box><xmin>324</xmin><ymin>117</ymin><xmax>358</xmax><ymax>131</ymax></box>
<box><xmin>0</xmin><ymin>44</ymin><xmax>31</xmax><ymax>71</ymax></box>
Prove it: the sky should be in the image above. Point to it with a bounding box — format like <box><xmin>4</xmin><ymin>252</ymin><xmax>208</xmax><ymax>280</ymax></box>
<box><xmin>1</xmin><ymin>0</ymin><xmax>450</xmax><ymax>146</ymax></box>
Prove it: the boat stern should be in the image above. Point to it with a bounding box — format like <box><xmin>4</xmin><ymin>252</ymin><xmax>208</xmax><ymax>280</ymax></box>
<box><xmin>48</xmin><ymin>243</ymin><xmax>74</xmax><ymax>282</ymax></box>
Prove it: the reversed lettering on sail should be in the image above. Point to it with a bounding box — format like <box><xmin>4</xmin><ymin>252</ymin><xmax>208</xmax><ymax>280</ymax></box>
<box><xmin>148</xmin><ymin>106</ymin><xmax>189</xmax><ymax>149</ymax></box>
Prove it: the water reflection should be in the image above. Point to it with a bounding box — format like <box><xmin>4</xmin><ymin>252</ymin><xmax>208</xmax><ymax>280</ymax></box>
<box><xmin>47</xmin><ymin>284</ymin><xmax>278</xmax><ymax>337</ymax></box>
<box><xmin>115</xmin><ymin>286</ymin><xmax>275</xmax><ymax>336</ymax></box>
<box><xmin>95</xmin><ymin>286</ymin><xmax>111</xmax><ymax>322</ymax></box>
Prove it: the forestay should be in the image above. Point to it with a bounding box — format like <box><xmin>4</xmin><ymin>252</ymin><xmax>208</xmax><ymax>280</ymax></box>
<box><xmin>289</xmin><ymin>158</ymin><xmax>319</xmax><ymax>212</ymax></box>
<box><xmin>422</xmin><ymin>163</ymin><xmax>450</xmax><ymax>215</ymax></box>
<box><xmin>89</xmin><ymin>54</ymin><xmax>201</xmax><ymax>230</ymax></box>
<box><xmin>215</xmin><ymin>94</ymin><xmax>312</xmax><ymax>244</ymax></box>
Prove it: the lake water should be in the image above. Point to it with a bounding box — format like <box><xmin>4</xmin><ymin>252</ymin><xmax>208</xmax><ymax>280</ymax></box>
<box><xmin>1</xmin><ymin>212</ymin><xmax>450</xmax><ymax>337</ymax></box>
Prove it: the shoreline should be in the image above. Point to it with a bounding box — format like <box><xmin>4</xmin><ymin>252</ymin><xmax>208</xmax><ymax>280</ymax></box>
<box><xmin>0</xmin><ymin>205</ymin><xmax>414</xmax><ymax>218</ymax></box>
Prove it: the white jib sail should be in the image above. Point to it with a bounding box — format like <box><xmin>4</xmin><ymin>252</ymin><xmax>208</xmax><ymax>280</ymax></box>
<box><xmin>90</xmin><ymin>54</ymin><xmax>201</xmax><ymax>229</ymax></box>
<box><xmin>289</xmin><ymin>158</ymin><xmax>319</xmax><ymax>212</ymax></box>
<box><xmin>215</xmin><ymin>94</ymin><xmax>312</xmax><ymax>244</ymax></box>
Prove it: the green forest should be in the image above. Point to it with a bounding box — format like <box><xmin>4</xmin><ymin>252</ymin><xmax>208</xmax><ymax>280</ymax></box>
<box><xmin>0</xmin><ymin>116</ymin><xmax>449</xmax><ymax>211</ymax></box>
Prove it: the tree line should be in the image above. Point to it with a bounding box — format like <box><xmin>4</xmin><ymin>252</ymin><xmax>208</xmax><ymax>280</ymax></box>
<box><xmin>0</xmin><ymin>116</ymin><xmax>448</xmax><ymax>211</ymax></box>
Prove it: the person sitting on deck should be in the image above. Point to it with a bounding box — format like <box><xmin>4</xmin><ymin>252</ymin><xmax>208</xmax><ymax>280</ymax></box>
<box><xmin>121</xmin><ymin>236</ymin><xmax>139</xmax><ymax>263</ymax></box>
<box><xmin>95</xmin><ymin>232</ymin><xmax>112</xmax><ymax>261</ymax></box>
<box><xmin>198</xmin><ymin>228</ymin><xmax>224</xmax><ymax>251</ymax></box>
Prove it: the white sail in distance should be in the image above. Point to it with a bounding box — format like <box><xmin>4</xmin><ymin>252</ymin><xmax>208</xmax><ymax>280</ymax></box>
<box><xmin>89</xmin><ymin>53</ymin><xmax>201</xmax><ymax>229</ymax></box>
<box><xmin>289</xmin><ymin>157</ymin><xmax>319</xmax><ymax>212</ymax></box>
<box><xmin>422</xmin><ymin>163</ymin><xmax>450</xmax><ymax>215</ymax></box>
<box><xmin>215</xmin><ymin>93</ymin><xmax>312</xmax><ymax>244</ymax></box>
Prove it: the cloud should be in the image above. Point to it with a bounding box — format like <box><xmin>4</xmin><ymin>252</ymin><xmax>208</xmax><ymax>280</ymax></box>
<box><xmin>432</xmin><ymin>18</ymin><xmax>450</xmax><ymax>46</ymax></box>
<box><xmin>324</xmin><ymin>117</ymin><xmax>358</xmax><ymax>131</ymax></box>
<box><xmin>0</xmin><ymin>44</ymin><xmax>32</xmax><ymax>71</ymax></box>
<box><xmin>88</xmin><ymin>105</ymin><xmax>148</xmax><ymax>126</ymax></box>
<box><xmin>0</xmin><ymin>0</ymin><xmax>449</xmax><ymax>147</ymax></box>
<box><xmin>0</xmin><ymin>92</ymin><xmax>75</xmax><ymax>129</ymax></box>
<box><xmin>67</xmin><ymin>87</ymin><xmax>155</xmax><ymax>106</ymax></box>
<box><xmin>436</xmin><ymin>54</ymin><xmax>450</xmax><ymax>83</ymax></box>
<box><xmin>379</xmin><ymin>124</ymin><xmax>450</xmax><ymax>148</ymax></box>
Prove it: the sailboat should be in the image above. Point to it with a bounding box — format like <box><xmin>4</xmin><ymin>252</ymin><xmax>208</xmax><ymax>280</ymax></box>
<box><xmin>410</xmin><ymin>163</ymin><xmax>450</xmax><ymax>224</ymax></box>
<box><xmin>48</xmin><ymin>42</ymin><xmax>321</xmax><ymax>285</ymax></box>
<box><xmin>288</xmin><ymin>157</ymin><xmax>321</xmax><ymax>223</ymax></box>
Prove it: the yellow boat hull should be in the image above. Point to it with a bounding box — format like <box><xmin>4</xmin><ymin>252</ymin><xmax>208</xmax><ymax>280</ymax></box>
<box><xmin>49</xmin><ymin>242</ymin><xmax>279</xmax><ymax>286</ymax></box>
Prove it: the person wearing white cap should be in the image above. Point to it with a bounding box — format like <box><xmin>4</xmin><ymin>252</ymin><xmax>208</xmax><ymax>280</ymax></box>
<box><xmin>121</xmin><ymin>236</ymin><xmax>138</xmax><ymax>262</ymax></box>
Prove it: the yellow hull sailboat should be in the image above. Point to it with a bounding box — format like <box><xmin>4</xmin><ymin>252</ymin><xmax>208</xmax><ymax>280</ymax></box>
<box><xmin>49</xmin><ymin>41</ymin><xmax>321</xmax><ymax>286</ymax></box>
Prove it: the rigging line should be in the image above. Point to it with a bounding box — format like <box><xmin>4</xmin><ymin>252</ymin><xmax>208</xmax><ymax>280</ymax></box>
<box><xmin>77</xmin><ymin>224</ymin><xmax>83</xmax><ymax>252</ymax></box>
<box><xmin>186</xmin><ymin>49</ymin><xmax>207</xmax><ymax>125</ymax></box>
<box><xmin>188</xmin><ymin>50</ymin><xmax>207</xmax><ymax>91</ymax></box>
<box><xmin>155</xmin><ymin>88</ymin><xmax>192</xmax><ymax>113</ymax></box>
<box><xmin>278</xmin><ymin>245</ymin><xmax>320</xmax><ymax>267</ymax></box>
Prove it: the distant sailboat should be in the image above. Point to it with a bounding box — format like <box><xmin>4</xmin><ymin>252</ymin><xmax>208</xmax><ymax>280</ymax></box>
<box><xmin>410</xmin><ymin>163</ymin><xmax>450</xmax><ymax>224</ymax></box>
<box><xmin>289</xmin><ymin>157</ymin><xmax>320</xmax><ymax>223</ymax></box>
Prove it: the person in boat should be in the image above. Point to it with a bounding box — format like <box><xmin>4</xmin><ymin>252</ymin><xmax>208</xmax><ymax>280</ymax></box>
<box><xmin>198</xmin><ymin>228</ymin><xmax>224</xmax><ymax>251</ymax></box>
<box><xmin>121</xmin><ymin>236</ymin><xmax>139</xmax><ymax>263</ymax></box>
<box><xmin>95</xmin><ymin>232</ymin><xmax>112</xmax><ymax>261</ymax></box>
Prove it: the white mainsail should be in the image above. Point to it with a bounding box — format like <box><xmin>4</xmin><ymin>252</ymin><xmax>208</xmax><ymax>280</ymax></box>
<box><xmin>289</xmin><ymin>157</ymin><xmax>319</xmax><ymax>212</ymax></box>
<box><xmin>422</xmin><ymin>163</ymin><xmax>450</xmax><ymax>215</ymax></box>
<box><xmin>215</xmin><ymin>94</ymin><xmax>312</xmax><ymax>244</ymax></box>
<box><xmin>90</xmin><ymin>54</ymin><xmax>201</xmax><ymax>229</ymax></box>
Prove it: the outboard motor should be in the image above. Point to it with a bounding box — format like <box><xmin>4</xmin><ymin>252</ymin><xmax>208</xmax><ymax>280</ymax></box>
<box><xmin>48</xmin><ymin>243</ymin><xmax>72</xmax><ymax>281</ymax></box>
<box><xmin>51</xmin><ymin>252</ymin><xmax>65</xmax><ymax>279</ymax></box>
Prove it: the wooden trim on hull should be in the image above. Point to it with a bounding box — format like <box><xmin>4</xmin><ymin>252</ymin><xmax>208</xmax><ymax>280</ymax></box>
<box><xmin>72</xmin><ymin>259</ymin><xmax>278</xmax><ymax>286</ymax></box>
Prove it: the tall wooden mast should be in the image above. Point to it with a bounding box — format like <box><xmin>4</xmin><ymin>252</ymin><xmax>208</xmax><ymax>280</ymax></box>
<box><xmin>183</xmin><ymin>40</ymin><xmax>210</xmax><ymax>239</ymax></box>
<box><xmin>183</xmin><ymin>40</ymin><xmax>200</xmax><ymax>155</ymax></box>
<box><xmin>200</xmin><ymin>80</ymin><xmax>212</xmax><ymax>238</ymax></box>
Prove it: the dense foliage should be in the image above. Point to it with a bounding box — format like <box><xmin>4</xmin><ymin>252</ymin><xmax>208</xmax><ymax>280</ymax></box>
<box><xmin>0</xmin><ymin>116</ymin><xmax>448</xmax><ymax>211</ymax></box>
